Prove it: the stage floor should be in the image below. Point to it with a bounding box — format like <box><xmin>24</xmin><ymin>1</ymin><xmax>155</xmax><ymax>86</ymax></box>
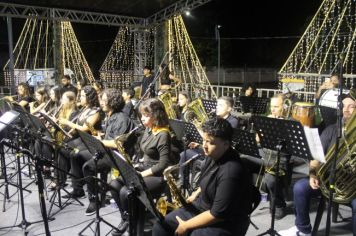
<box><xmin>0</xmin><ymin>153</ymin><xmax>353</xmax><ymax>236</ymax></box>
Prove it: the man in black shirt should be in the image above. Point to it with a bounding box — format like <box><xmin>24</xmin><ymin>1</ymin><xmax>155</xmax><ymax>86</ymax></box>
<box><xmin>140</xmin><ymin>66</ymin><xmax>155</xmax><ymax>98</ymax></box>
<box><xmin>122</xmin><ymin>88</ymin><xmax>135</xmax><ymax>119</ymax></box>
<box><xmin>60</xmin><ymin>74</ymin><xmax>78</xmax><ymax>96</ymax></box>
<box><xmin>153</xmin><ymin>117</ymin><xmax>253</xmax><ymax>236</ymax></box>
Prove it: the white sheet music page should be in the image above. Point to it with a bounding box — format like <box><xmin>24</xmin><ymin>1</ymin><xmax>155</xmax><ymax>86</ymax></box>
<box><xmin>304</xmin><ymin>127</ymin><xmax>326</xmax><ymax>163</ymax></box>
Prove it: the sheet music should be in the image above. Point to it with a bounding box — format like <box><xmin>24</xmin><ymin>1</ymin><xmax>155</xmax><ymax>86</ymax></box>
<box><xmin>0</xmin><ymin>111</ymin><xmax>19</xmax><ymax>132</ymax></box>
<box><xmin>304</xmin><ymin>127</ymin><xmax>325</xmax><ymax>163</ymax></box>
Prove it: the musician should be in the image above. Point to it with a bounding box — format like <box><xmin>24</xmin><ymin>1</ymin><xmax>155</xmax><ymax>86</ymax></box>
<box><xmin>76</xmin><ymin>79</ymin><xmax>87</xmax><ymax>108</ymax></box>
<box><xmin>122</xmin><ymin>88</ymin><xmax>135</xmax><ymax>118</ymax></box>
<box><xmin>76</xmin><ymin>88</ymin><xmax>135</xmax><ymax>216</ymax></box>
<box><xmin>47</xmin><ymin>85</ymin><xmax>62</xmax><ymax>115</ymax></box>
<box><xmin>153</xmin><ymin>117</ymin><xmax>253</xmax><ymax>236</ymax></box>
<box><xmin>60</xmin><ymin>74</ymin><xmax>78</xmax><ymax>96</ymax></box>
<box><xmin>279</xmin><ymin>94</ymin><xmax>356</xmax><ymax>236</ymax></box>
<box><xmin>315</xmin><ymin>74</ymin><xmax>339</xmax><ymax>100</ymax></box>
<box><xmin>93</xmin><ymin>80</ymin><xmax>103</xmax><ymax>95</ymax></box>
<box><xmin>241</xmin><ymin>83</ymin><xmax>257</xmax><ymax>97</ymax></box>
<box><xmin>59</xmin><ymin>86</ymin><xmax>101</xmax><ymax>199</ymax></box>
<box><xmin>141</xmin><ymin>66</ymin><xmax>155</xmax><ymax>98</ymax></box>
<box><xmin>6</xmin><ymin>82</ymin><xmax>33</xmax><ymax>111</ymax></box>
<box><xmin>29</xmin><ymin>86</ymin><xmax>49</xmax><ymax>115</ymax></box>
<box><xmin>177</xmin><ymin>91</ymin><xmax>190</xmax><ymax>121</ymax></box>
<box><xmin>158</xmin><ymin>63</ymin><xmax>181</xmax><ymax>93</ymax></box>
<box><xmin>110</xmin><ymin>98</ymin><xmax>178</xmax><ymax>236</ymax></box>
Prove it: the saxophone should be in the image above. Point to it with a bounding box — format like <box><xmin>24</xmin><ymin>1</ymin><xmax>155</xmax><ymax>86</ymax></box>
<box><xmin>156</xmin><ymin>154</ymin><xmax>202</xmax><ymax>216</ymax></box>
<box><xmin>85</xmin><ymin>120</ymin><xmax>98</xmax><ymax>136</ymax></box>
<box><xmin>114</xmin><ymin>126</ymin><xmax>142</xmax><ymax>164</ymax></box>
<box><xmin>318</xmin><ymin>110</ymin><xmax>356</xmax><ymax>203</ymax></box>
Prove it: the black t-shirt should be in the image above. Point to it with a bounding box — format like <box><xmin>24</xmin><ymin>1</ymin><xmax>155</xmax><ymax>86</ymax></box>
<box><xmin>320</xmin><ymin>123</ymin><xmax>337</xmax><ymax>154</ymax></box>
<box><xmin>141</xmin><ymin>74</ymin><xmax>155</xmax><ymax>97</ymax></box>
<box><xmin>104</xmin><ymin>111</ymin><xmax>135</xmax><ymax>140</ymax></box>
<box><xmin>17</xmin><ymin>96</ymin><xmax>33</xmax><ymax>112</ymax></box>
<box><xmin>61</xmin><ymin>84</ymin><xmax>78</xmax><ymax>96</ymax></box>
<box><xmin>226</xmin><ymin>114</ymin><xmax>239</xmax><ymax>129</ymax></box>
<box><xmin>122</xmin><ymin>101</ymin><xmax>134</xmax><ymax>118</ymax></box>
<box><xmin>193</xmin><ymin>148</ymin><xmax>252</xmax><ymax>232</ymax></box>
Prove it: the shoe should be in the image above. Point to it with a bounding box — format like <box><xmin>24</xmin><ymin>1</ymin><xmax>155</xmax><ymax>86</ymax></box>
<box><xmin>274</xmin><ymin>207</ymin><xmax>286</xmax><ymax>220</ymax></box>
<box><xmin>62</xmin><ymin>190</ymin><xmax>85</xmax><ymax>199</ymax></box>
<box><xmin>85</xmin><ymin>201</ymin><xmax>97</xmax><ymax>216</ymax></box>
<box><xmin>111</xmin><ymin>220</ymin><xmax>129</xmax><ymax>236</ymax></box>
<box><xmin>278</xmin><ymin>226</ymin><xmax>311</xmax><ymax>236</ymax></box>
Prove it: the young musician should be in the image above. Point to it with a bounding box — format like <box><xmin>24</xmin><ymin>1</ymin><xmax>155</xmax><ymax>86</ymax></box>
<box><xmin>60</xmin><ymin>74</ymin><xmax>78</xmax><ymax>96</ymax></box>
<box><xmin>46</xmin><ymin>85</ymin><xmax>62</xmax><ymax>116</ymax></box>
<box><xmin>159</xmin><ymin>63</ymin><xmax>181</xmax><ymax>93</ymax></box>
<box><xmin>73</xmin><ymin>88</ymin><xmax>135</xmax><ymax>216</ymax></box>
<box><xmin>6</xmin><ymin>82</ymin><xmax>33</xmax><ymax>111</ymax></box>
<box><xmin>121</xmin><ymin>88</ymin><xmax>135</xmax><ymax>118</ymax></box>
<box><xmin>141</xmin><ymin>66</ymin><xmax>155</xmax><ymax>98</ymax></box>
<box><xmin>279</xmin><ymin>94</ymin><xmax>356</xmax><ymax>236</ymax></box>
<box><xmin>153</xmin><ymin>117</ymin><xmax>253</xmax><ymax>236</ymax></box>
<box><xmin>29</xmin><ymin>86</ymin><xmax>49</xmax><ymax>115</ymax></box>
<box><xmin>177</xmin><ymin>91</ymin><xmax>190</xmax><ymax>121</ymax></box>
<box><xmin>110</xmin><ymin>98</ymin><xmax>178</xmax><ymax>236</ymax></box>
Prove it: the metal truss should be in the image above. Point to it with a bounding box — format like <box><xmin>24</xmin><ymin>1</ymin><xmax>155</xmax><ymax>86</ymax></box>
<box><xmin>0</xmin><ymin>2</ymin><xmax>146</xmax><ymax>27</ymax></box>
<box><xmin>146</xmin><ymin>0</ymin><xmax>212</xmax><ymax>26</ymax></box>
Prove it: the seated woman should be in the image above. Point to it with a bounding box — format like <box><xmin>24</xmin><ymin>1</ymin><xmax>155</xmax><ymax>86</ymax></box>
<box><xmin>6</xmin><ymin>82</ymin><xmax>33</xmax><ymax>111</ymax></box>
<box><xmin>241</xmin><ymin>83</ymin><xmax>257</xmax><ymax>97</ymax></box>
<box><xmin>176</xmin><ymin>91</ymin><xmax>190</xmax><ymax>121</ymax></box>
<box><xmin>29</xmin><ymin>86</ymin><xmax>49</xmax><ymax>115</ymax></box>
<box><xmin>110</xmin><ymin>98</ymin><xmax>178</xmax><ymax>236</ymax></box>
<box><xmin>153</xmin><ymin>117</ymin><xmax>253</xmax><ymax>236</ymax></box>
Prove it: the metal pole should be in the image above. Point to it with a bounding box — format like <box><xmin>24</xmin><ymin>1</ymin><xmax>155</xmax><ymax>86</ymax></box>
<box><xmin>217</xmin><ymin>25</ymin><xmax>221</xmax><ymax>87</ymax></box>
<box><xmin>7</xmin><ymin>16</ymin><xmax>16</xmax><ymax>94</ymax></box>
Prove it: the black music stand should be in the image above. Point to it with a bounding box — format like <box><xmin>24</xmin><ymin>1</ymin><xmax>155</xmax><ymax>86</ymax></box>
<box><xmin>38</xmin><ymin>112</ymin><xmax>84</xmax><ymax>218</ymax></box>
<box><xmin>76</xmin><ymin>130</ymin><xmax>120</xmax><ymax>236</ymax></box>
<box><xmin>251</xmin><ymin>116</ymin><xmax>312</xmax><ymax>236</ymax></box>
<box><xmin>169</xmin><ymin>119</ymin><xmax>203</xmax><ymax>194</ymax></box>
<box><xmin>232</xmin><ymin>128</ymin><xmax>260</xmax><ymax>158</ymax></box>
<box><xmin>110</xmin><ymin>150</ymin><xmax>164</xmax><ymax>236</ymax></box>
<box><xmin>240</xmin><ymin>96</ymin><xmax>269</xmax><ymax>114</ymax></box>
<box><xmin>0</xmin><ymin>111</ymin><xmax>52</xmax><ymax>235</ymax></box>
<box><xmin>201</xmin><ymin>99</ymin><xmax>217</xmax><ymax>114</ymax></box>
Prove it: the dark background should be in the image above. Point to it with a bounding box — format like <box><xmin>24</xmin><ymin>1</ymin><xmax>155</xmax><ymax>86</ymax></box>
<box><xmin>0</xmin><ymin>0</ymin><xmax>322</xmax><ymax>82</ymax></box>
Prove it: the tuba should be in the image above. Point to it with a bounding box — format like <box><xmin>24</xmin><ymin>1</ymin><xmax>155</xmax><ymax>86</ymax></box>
<box><xmin>156</xmin><ymin>154</ymin><xmax>201</xmax><ymax>216</ymax></box>
<box><xmin>318</xmin><ymin>110</ymin><xmax>356</xmax><ymax>203</ymax></box>
<box><xmin>158</xmin><ymin>92</ymin><xmax>177</xmax><ymax>119</ymax></box>
<box><xmin>183</xmin><ymin>98</ymin><xmax>209</xmax><ymax>129</ymax></box>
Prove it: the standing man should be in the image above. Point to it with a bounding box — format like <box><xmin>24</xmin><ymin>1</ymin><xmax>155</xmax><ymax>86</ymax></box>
<box><xmin>61</xmin><ymin>74</ymin><xmax>78</xmax><ymax>96</ymax></box>
<box><xmin>141</xmin><ymin>66</ymin><xmax>155</xmax><ymax>99</ymax></box>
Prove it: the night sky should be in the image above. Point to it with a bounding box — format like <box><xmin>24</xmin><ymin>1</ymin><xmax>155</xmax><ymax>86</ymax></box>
<box><xmin>0</xmin><ymin>0</ymin><xmax>322</xmax><ymax>82</ymax></box>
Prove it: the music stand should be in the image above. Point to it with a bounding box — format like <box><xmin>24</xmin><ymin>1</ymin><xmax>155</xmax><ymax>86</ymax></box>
<box><xmin>110</xmin><ymin>150</ymin><xmax>164</xmax><ymax>236</ymax></box>
<box><xmin>201</xmin><ymin>99</ymin><xmax>217</xmax><ymax>113</ymax></box>
<box><xmin>232</xmin><ymin>128</ymin><xmax>260</xmax><ymax>158</ymax></box>
<box><xmin>76</xmin><ymin>130</ymin><xmax>120</xmax><ymax>236</ymax></box>
<box><xmin>251</xmin><ymin>116</ymin><xmax>312</xmax><ymax>236</ymax></box>
<box><xmin>240</xmin><ymin>96</ymin><xmax>269</xmax><ymax>114</ymax></box>
<box><xmin>0</xmin><ymin>111</ymin><xmax>52</xmax><ymax>235</ymax></box>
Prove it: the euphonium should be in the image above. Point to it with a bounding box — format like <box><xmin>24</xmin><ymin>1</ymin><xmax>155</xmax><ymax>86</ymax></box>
<box><xmin>114</xmin><ymin>126</ymin><xmax>142</xmax><ymax>164</ymax></box>
<box><xmin>183</xmin><ymin>98</ymin><xmax>209</xmax><ymax>128</ymax></box>
<box><xmin>156</xmin><ymin>154</ymin><xmax>201</xmax><ymax>216</ymax></box>
<box><xmin>281</xmin><ymin>98</ymin><xmax>292</xmax><ymax>119</ymax></box>
<box><xmin>318</xmin><ymin>110</ymin><xmax>356</xmax><ymax>203</ymax></box>
<box><xmin>158</xmin><ymin>92</ymin><xmax>177</xmax><ymax>119</ymax></box>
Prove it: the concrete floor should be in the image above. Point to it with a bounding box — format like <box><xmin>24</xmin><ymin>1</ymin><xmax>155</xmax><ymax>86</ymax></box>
<box><xmin>0</xmin><ymin>152</ymin><xmax>353</xmax><ymax>236</ymax></box>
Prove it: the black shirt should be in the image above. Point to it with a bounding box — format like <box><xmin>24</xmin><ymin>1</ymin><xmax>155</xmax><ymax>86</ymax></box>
<box><xmin>104</xmin><ymin>111</ymin><xmax>135</xmax><ymax>140</ymax></box>
<box><xmin>140</xmin><ymin>128</ymin><xmax>176</xmax><ymax>176</ymax></box>
<box><xmin>141</xmin><ymin>74</ymin><xmax>155</xmax><ymax>97</ymax></box>
<box><xmin>61</xmin><ymin>84</ymin><xmax>78</xmax><ymax>96</ymax></box>
<box><xmin>193</xmin><ymin>148</ymin><xmax>252</xmax><ymax>232</ymax></box>
<box><xmin>122</xmin><ymin>101</ymin><xmax>134</xmax><ymax>118</ymax></box>
<box><xmin>320</xmin><ymin>123</ymin><xmax>337</xmax><ymax>154</ymax></box>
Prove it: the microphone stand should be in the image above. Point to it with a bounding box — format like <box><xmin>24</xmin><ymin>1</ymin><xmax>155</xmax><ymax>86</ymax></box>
<box><xmin>325</xmin><ymin>54</ymin><xmax>344</xmax><ymax>236</ymax></box>
<box><xmin>134</xmin><ymin>51</ymin><xmax>170</xmax><ymax>111</ymax></box>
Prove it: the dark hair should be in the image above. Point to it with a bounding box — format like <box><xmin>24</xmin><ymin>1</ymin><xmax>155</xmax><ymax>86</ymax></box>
<box><xmin>50</xmin><ymin>85</ymin><xmax>62</xmax><ymax>103</ymax></box>
<box><xmin>218</xmin><ymin>96</ymin><xmax>234</xmax><ymax>108</ymax></box>
<box><xmin>202</xmin><ymin>117</ymin><xmax>233</xmax><ymax>142</ymax></box>
<box><xmin>82</xmin><ymin>86</ymin><xmax>99</xmax><ymax>108</ymax></box>
<box><xmin>178</xmin><ymin>91</ymin><xmax>190</xmax><ymax>103</ymax></box>
<box><xmin>103</xmin><ymin>88</ymin><xmax>125</xmax><ymax>112</ymax></box>
<box><xmin>123</xmin><ymin>88</ymin><xmax>135</xmax><ymax>99</ymax></box>
<box><xmin>242</xmin><ymin>83</ymin><xmax>257</xmax><ymax>96</ymax></box>
<box><xmin>139</xmin><ymin>98</ymin><xmax>169</xmax><ymax>127</ymax></box>
<box><xmin>144</xmin><ymin>66</ymin><xmax>152</xmax><ymax>71</ymax></box>
<box><xmin>63</xmin><ymin>74</ymin><xmax>71</xmax><ymax>80</ymax></box>
<box><xmin>35</xmin><ymin>86</ymin><xmax>49</xmax><ymax>102</ymax></box>
<box><xmin>18</xmin><ymin>82</ymin><xmax>31</xmax><ymax>97</ymax></box>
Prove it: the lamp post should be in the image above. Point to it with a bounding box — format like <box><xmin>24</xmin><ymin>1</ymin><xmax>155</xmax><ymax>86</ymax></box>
<box><xmin>215</xmin><ymin>25</ymin><xmax>222</xmax><ymax>87</ymax></box>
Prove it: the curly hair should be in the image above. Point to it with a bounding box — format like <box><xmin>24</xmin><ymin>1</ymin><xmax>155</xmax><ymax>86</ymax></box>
<box><xmin>201</xmin><ymin>117</ymin><xmax>233</xmax><ymax>142</ymax></box>
<box><xmin>139</xmin><ymin>98</ymin><xmax>169</xmax><ymax>127</ymax></box>
<box><xmin>82</xmin><ymin>86</ymin><xmax>99</xmax><ymax>108</ymax></box>
<box><xmin>103</xmin><ymin>88</ymin><xmax>124</xmax><ymax>112</ymax></box>
<box><xmin>18</xmin><ymin>82</ymin><xmax>31</xmax><ymax>97</ymax></box>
